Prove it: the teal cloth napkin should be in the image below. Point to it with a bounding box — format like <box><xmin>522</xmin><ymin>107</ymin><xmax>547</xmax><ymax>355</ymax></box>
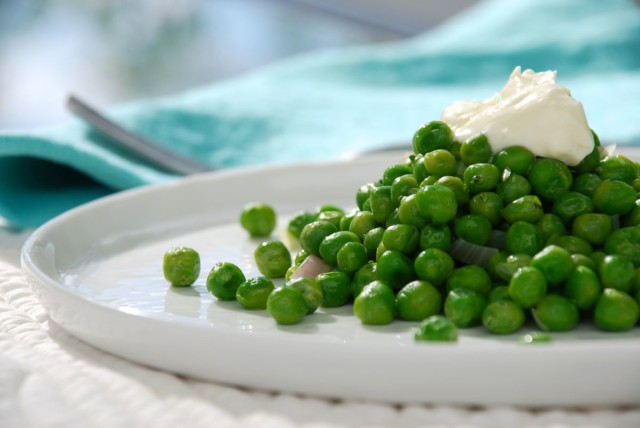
<box><xmin>1</xmin><ymin>0</ymin><xmax>639</xmax><ymax>228</ymax></box>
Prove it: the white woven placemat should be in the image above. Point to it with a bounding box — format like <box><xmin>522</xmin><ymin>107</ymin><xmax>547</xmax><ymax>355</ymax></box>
<box><xmin>1</xmin><ymin>229</ymin><xmax>639</xmax><ymax>428</ymax></box>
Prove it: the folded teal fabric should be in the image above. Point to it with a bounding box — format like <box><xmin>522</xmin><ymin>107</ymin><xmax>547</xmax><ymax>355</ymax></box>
<box><xmin>1</xmin><ymin>0</ymin><xmax>639</xmax><ymax>228</ymax></box>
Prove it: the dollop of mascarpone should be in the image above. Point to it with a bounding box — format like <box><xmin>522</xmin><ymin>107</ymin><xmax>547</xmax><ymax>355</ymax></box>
<box><xmin>441</xmin><ymin>67</ymin><xmax>594</xmax><ymax>166</ymax></box>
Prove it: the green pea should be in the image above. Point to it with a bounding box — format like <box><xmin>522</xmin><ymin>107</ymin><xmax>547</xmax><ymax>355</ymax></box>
<box><xmin>488</xmin><ymin>285</ymin><xmax>510</xmax><ymax>302</ymax></box>
<box><xmin>565</xmin><ymin>265</ymin><xmax>601</xmax><ymax>310</ymax></box>
<box><xmin>294</xmin><ymin>249</ymin><xmax>310</xmax><ymax>265</ymax></box>
<box><xmin>382</xmin><ymin>164</ymin><xmax>413</xmax><ymax>186</ymax></box>
<box><xmin>356</xmin><ymin>183</ymin><xmax>376</xmax><ymax>211</ymax></box>
<box><xmin>459</xmin><ymin>133</ymin><xmax>492</xmax><ymax>165</ymax></box>
<box><xmin>377</xmin><ymin>249</ymin><xmax>416</xmax><ymax>291</ymax></box>
<box><xmin>528</xmin><ymin>158</ymin><xmax>573</xmax><ymax>201</ymax></box>
<box><xmin>414</xmin><ymin>248</ymin><xmax>455</xmax><ymax>286</ymax></box>
<box><xmin>419</xmin><ymin>223</ymin><xmax>452</xmax><ymax>251</ymax></box>
<box><xmin>552</xmin><ymin>191</ymin><xmax>594</xmax><ymax>223</ymax></box>
<box><xmin>594</xmin><ymin>288</ymin><xmax>639</xmax><ymax>331</ymax></box>
<box><xmin>163</xmin><ymin>247</ymin><xmax>200</xmax><ymax>287</ymax></box>
<box><xmin>599</xmin><ymin>254</ymin><xmax>636</xmax><ymax>292</ymax></box>
<box><xmin>536</xmin><ymin>213</ymin><xmax>567</xmax><ymax>244</ymax></box>
<box><xmin>508</xmin><ymin>266</ymin><xmax>547</xmax><ymax>308</ymax></box>
<box><xmin>449</xmin><ymin>141</ymin><xmax>463</xmax><ymax>160</ymax></box>
<box><xmin>285</xmin><ymin>265</ymin><xmax>298</xmax><ymax>282</ymax></box>
<box><xmin>352</xmin><ymin>262</ymin><xmax>378</xmax><ymax>298</ymax></box>
<box><xmin>300</xmin><ymin>220</ymin><xmax>339</xmax><ymax>256</ymax></box>
<box><xmin>533</xmin><ymin>294</ymin><xmax>579</xmax><ymax>332</ymax></box>
<box><xmin>414</xmin><ymin>315</ymin><xmax>458</xmax><ymax>342</ymax></box>
<box><xmin>267</xmin><ymin>286</ymin><xmax>308</xmax><ymax>325</ymax></box>
<box><xmin>396</xmin><ymin>280</ymin><xmax>442</xmax><ymax>321</ymax></box>
<box><xmin>412</xmin><ymin>154</ymin><xmax>429</xmax><ymax>183</ymax></box>
<box><xmin>370</xmin><ymin>186</ymin><xmax>395</xmax><ymax>223</ymax></box>
<box><xmin>348</xmin><ymin>211</ymin><xmax>378</xmax><ymax>239</ymax></box>
<box><xmin>571</xmin><ymin>173</ymin><xmax>602</xmax><ymax>198</ymax></box>
<box><xmin>385</xmin><ymin>208</ymin><xmax>402</xmax><ymax>227</ymax></box>
<box><xmin>420</xmin><ymin>175</ymin><xmax>440</xmax><ymax>186</ymax></box>
<box><xmin>492</xmin><ymin>146</ymin><xmax>535</xmax><ymax>175</ymax></box>
<box><xmin>571</xmin><ymin>253</ymin><xmax>597</xmax><ymax>270</ymax></box>
<box><xmin>435</xmin><ymin>176</ymin><xmax>469</xmax><ymax>205</ymax></box>
<box><xmin>375</xmin><ymin>242</ymin><xmax>387</xmax><ymax>261</ymax></box>
<box><xmin>318</xmin><ymin>231</ymin><xmax>360</xmax><ymax>266</ymax></box>
<box><xmin>503</xmin><ymin>195</ymin><xmax>544</xmax><ymax>224</ymax></box>
<box><xmin>497</xmin><ymin>173</ymin><xmax>532</xmax><ymax>204</ymax></box>
<box><xmin>590</xmin><ymin>251</ymin><xmax>608</xmax><ymax>268</ymax></box>
<box><xmin>240</xmin><ymin>202</ymin><xmax>277</xmax><ymax>237</ymax></box>
<box><xmin>446</xmin><ymin>265</ymin><xmax>492</xmax><ymax>295</ymax></box>
<box><xmin>572</xmin><ymin>213</ymin><xmax>612</xmax><ymax>246</ymax></box>
<box><xmin>381</xmin><ymin>224</ymin><xmax>419</xmax><ymax>255</ymax></box>
<box><xmin>597</xmin><ymin>155</ymin><xmax>638</xmax><ymax>183</ymax></box>
<box><xmin>604</xmin><ymin>226</ymin><xmax>640</xmax><ymax>266</ymax></box>
<box><xmin>494</xmin><ymin>253</ymin><xmax>532</xmax><ymax>282</ymax></box>
<box><xmin>505</xmin><ymin>221</ymin><xmax>544</xmax><ymax>256</ymax></box>
<box><xmin>353</xmin><ymin>281</ymin><xmax>396</xmax><ymax>325</ymax></box>
<box><xmin>463</xmin><ymin>163</ymin><xmax>501</xmax><ymax>194</ymax></box>
<box><xmin>288</xmin><ymin>211</ymin><xmax>317</xmax><ymax>238</ymax></box>
<box><xmin>206</xmin><ymin>261</ymin><xmax>246</xmax><ymax>300</ymax></box>
<box><xmin>573</xmin><ymin>131</ymin><xmax>601</xmax><ymax>174</ymax></box>
<box><xmin>254</xmin><ymin>241</ymin><xmax>291</xmax><ymax>278</ymax></box>
<box><xmin>530</xmin><ymin>245</ymin><xmax>574</xmax><ymax>286</ymax></box>
<box><xmin>412</xmin><ymin>121</ymin><xmax>454</xmax><ymax>155</ymax></box>
<box><xmin>487</xmin><ymin>251</ymin><xmax>508</xmax><ymax>280</ymax></box>
<box><xmin>316</xmin><ymin>271</ymin><xmax>351</xmax><ymax>307</ymax></box>
<box><xmin>390</xmin><ymin>175</ymin><xmax>418</xmax><ymax>204</ymax></box>
<box><xmin>621</xmin><ymin>202</ymin><xmax>640</xmax><ymax>227</ymax></box>
<box><xmin>236</xmin><ymin>277</ymin><xmax>275</xmax><ymax>309</ymax></box>
<box><xmin>592</xmin><ymin>180</ymin><xmax>636</xmax><ymax>215</ymax></box>
<box><xmin>454</xmin><ymin>214</ymin><xmax>492</xmax><ymax>246</ymax></box>
<box><xmin>549</xmin><ymin>234</ymin><xmax>593</xmax><ymax>256</ymax></box>
<box><xmin>415</xmin><ymin>184</ymin><xmax>458</xmax><ymax>225</ymax></box>
<box><xmin>469</xmin><ymin>192</ymin><xmax>503</xmax><ymax>226</ymax></box>
<box><xmin>424</xmin><ymin>149</ymin><xmax>458</xmax><ymax>176</ymax></box>
<box><xmin>482</xmin><ymin>300</ymin><xmax>526</xmax><ymax>334</ymax></box>
<box><xmin>397</xmin><ymin>194</ymin><xmax>427</xmax><ymax>228</ymax></box>
<box><xmin>444</xmin><ymin>288</ymin><xmax>488</xmax><ymax>328</ymax></box>
<box><xmin>632</xmin><ymin>178</ymin><xmax>640</xmax><ymax>193</ymax></box>
<box><xmin>336</xmin><ymin>241</ymin><xmax>368</xmax><ymax>274</ymax></box>
<box><xmin>318</xmin><ymin>204</ymin><xmax>345</xmax><ymax>215</ymax></box>
<box><xmin>339</xmin><ymin>210</ymin><xmax>357</xmax><ymax>231</ymax></box>
<box><xmin>287</xmin><ymin>276</ymin><xmax>323</xmax><ymax>314</ymax></box>
<box><xmin>363</xmin><ymin>227</ymin><xmax>385</xmax><ymax>259</ymax></box>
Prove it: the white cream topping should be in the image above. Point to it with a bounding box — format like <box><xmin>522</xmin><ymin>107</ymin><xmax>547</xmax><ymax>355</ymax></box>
<box><xmin>441</xmin><ymin>67</ymin><xmax>594</xmax><ymax>166</ymax></box>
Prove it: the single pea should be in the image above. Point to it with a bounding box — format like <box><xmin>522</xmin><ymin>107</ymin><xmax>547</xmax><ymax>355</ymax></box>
<box><xmin>492</xmin><ymin>146</ymin><xmax>535</xmax><ymax>175</ymax></box>
<box><xmin>414</xmin><ymin>248</ymin><xmax>455</xmax><ymax>286</ymax></box>
<box><xmin>571</xmin><ymin>253</ymin><xmax>597</xmax><ymax>270</ymax></box>
<box><xmin>299</xmin><ymin>220</ymin><xmax>339</xmax><ymax>256</ymax></box>
<box><xmin>316</xmin><ymin>271</ymin><xmax>351</xmax><ymax>307</ymax></box>
<box><xmin>528</xmin><ymin>158</ymin><xmax>573</xmax><ymax>201</ymax></box>
<box><xmin>414</xmin><ymin>315</ymin><xmax>458</xmax><ymax>342</ymax></box>
<box><xmin>412</xmin><ymin>121</ymin><xmax>454</xmax><ymax>155</ymax></box>
<box><xmin>508</xmin><ymin>266</ymin><xmax>547</xmax><ymax>308</ymax></box>
<box><xmin>599</xmin><ymin>254</ymin><xmax>636</xmax><ymax>292</ymax></box>
<box><xmin>424</xmin><ymin>149</ymin><xmax>458</xmax><ymax>176</ymax></box>
<box><xmin>597</xmin><ymin>155</ymin><xmax>638</xmax><ymax>183</ymax></box>
<box><xmin>549</xmin><ymin>234</ymin><xmax>593</xmax><ymax>256</ymax></box>
<box><xmin>604</xmin><ymin>226</ymin><xmax>640</xmax><ymax>266</ymax></box>
<box><xmin>420</xmin><ymin>175</ymin><xmax>440</xmax><ymax>186</ymax></box>
<box><xmin>519</xmin><ymin>331</ymin><xmax>552</xmax><ymax>344</ymax></box>
<box><xmin>267</xmin><ymin>286</ymin><xmax>308</xmax><ymax>325</ymax></box>
<box><xmin>317</xmin><ymin>204</ymin><xmax>345</xmax><ymax>215</ymax></box>
<box><xmin>236</xmin><ymin>277</ymin><xmax>275</xmax><ymax>310</ymax></box>
<box><xmin>206</xmin><ymin>261</ymin><xmax>246</xmax><ymax>300</ymax></box>
<box><xmin>353</xmin><ymin>281</ymin><xmax>396</xmax><ymax>325</ymax></box>
<box><xmin>446</xmin><ymin>265</ymin><xmax>492</xmax><ymax>295</ymax></box>
<box><xmin>621</xmin><ymin>202</ymin><xmax>640</xmax><ymax>227</ymax></box>
<box><xmin>385</xmin><ymin>208</ymin><xmax>402</xmax><ymax>228</ymax></box>
<box><xmin>339</xmin><ymin>210</ymin><xmax>357</xmax><ymax>231</ymax></box>
<box><xmin>530</xmin><ymin>245</ymin><xmax>575</xmax><ymax>286</ymax></box>
<box><xmin>348</xmin><ymin>211</ymin><xmax>378</xmax><ymax>239</ymax></box>
<box><xmin>536</xmin><ymin>213</ymin><xmax>567</xmax><ymax>244</ymax></box>
<box><xmin>454</xmin><ymin>214</ymin><xmax>493</xmax><ymax>246</ymax></box>
<box><xmin>294</xmin><ymin>249</ymin><xmax>310</xmax><ymax>265</ymax></box>
<box><xmin>352</xmin><ymin>262</ymin><xmax>378</xmax><ymax>298</ymax></box>
<box><xmin>377</xmin><ymin>250</ymin><xmax>416</xmax><ymax>291</ymax></box>
<box><xmin>469</xmin><ymin>192</ymin><xmax>503</xmax><ymax>226</ymax></box>
<box><xmin>288</xmin><ymin>211</ymin><xmax>317</xmax><ymax>238</ymax></box>
<box><xmin>370</xmin><ymin>186</ymin><xmax>395</xmax><ymax>223</ymax></box>
<box><xmin>254</xmin><ymin>241</ymin><xmax>292</xmax><ymax>278</ymax></box>
<box><xmin>397</xmin><ymin>194</ymin><xmax>427</xmax><ymax>228</ymax></box>
<box><xmin>463</xmin><ymin>163</ymin><xmax>501</xmax><ymax>194</ymax></box>
<box><xmin>285</xmin><ymin>265</ymin><xmax>298</xmax><ymax>282</ymax></box>
<box><xmin>444</xmin><ymin>288</ymin><xmax>488</xmax><ymax>328</ymax></box>
<box><xmin>356</xmin><ymin>183</ymin><xmax>376</xmax><ymax>211</ymax></box>
<box><xmin>435</xmin><ymin>176</ymin><xmax>469</xmax><ymax>205</ymax></box>
<box><xmin>632</xmin><ymin>178</ymin><xmax>640</xmax><ymax>193</ymax></box>
<box><xmin>593</xmin><ymin>180</ymin><xmax>637</xmax><ymax>215</ymax></box>
<box><xmin>375</xmin><ymin>242</ymin><xmax>387</xmax><ymax>261</ymax></box>
<box><xmin>391</xmin><ymin>175</ymin><xmax>418</xmax><ymax>204</ymax></box>
<box><xmin>412</xmin><ymin>154</ymin><xmax>429</xmax><ymax>183</ymax></box>
<box><xmin>572</xmin><ymin>213</ymin><xmax>612</xmax><ymax>246</ymax></box>
<box><xmin>565</xmin><ymin>265</ymin><xmax>601</xmax><ymax>310</ymax></box>
<box><xmin>573</xmin><ymin>131</ymin><xmax>601</xmax><ymax>174</ymax></box>
<box><xmin>318</xmin><ymin>231</ymin><xmax>360</xmax><ymax>266</ymax></box>
<box><xmin>286</xmin><ymin>276</ymin><xmax>323</xmax><ymax>314</ymax></box>
<box><xmin>163</xmin><ymin>247</ymin><xmax>200</xmax><ymax>287</ymax></box>
<box><xmin>552</xmin><ymin>191</ymin><xmax>594</xmax><ymax>223</ymax></box>
<box><xmin>503</xmin><ymin>195</ymin><xmax>544</xmax><ymax>224</ymax></box>
<box><xmin>336</xmin><ymin>241</ymin><xmax>368</xmax><ymax>274</ymax></box>
<box><xmin>419</xmin><ymin>223</ymin><xmax>452</xmax><ymax>252</ymax></box>
<box><xmin>448</xmin><ymin>141</ymin><xmax>463</xmax><ymax>160</ymax></box>
<box><xmin>488</xmin><ymin>285</ymin><xmax>510</xmax><ymax>302</ymax></box>
<box><xmin>382</xmin><ymin>224</ymin><xmax>420</xmax><ymax>255</ymax></box>
<box><xmin>571</xmin><ymin>173</ymin><xmax>602</xmax><ymax>198</ymax></box>
<box><xmin>505</xmin><ymin>221</ymin><xmax>544</xmax><ymax>256</ymax></box>
<box><xmin>497</xmin><ymin>172</ymin><xmax>532</xmax><ymax>204</ymax></box>
<box><xmin>316</xmin><ymin>210</ymin><xmax>343</xmax><ymax>229</ymax></box>
<box><xmin>396</xmin><ymin>280</ymin><xmax>442</xmax><ymax>321</ymax></box>
<box><xmin>494</xmin><ymin>253</ymin><xmax>532</xmax><ymax>282</ymax></box>
<box><xmin>487</xmin><ymin>251</ymin><xmax>508</xmax><ymax>280</ymax></box>
<box><xmin>363</xmin><ymin>227</ymin><xmax>385</xmax><ymax>259</ymax></box>
<box><xmin>415</xmin><ymin>184</ymin><xmax>458</xmax><ymax>225</ymax></box>
<box><xmin>594</xmin><ymin>288</ymin><xmax>639</xmax><ymax>331</ymax></box>
<box><xmin>382</xmin><ymin>164</ymin><xmax>413</xmax><ymax>186</ymax></box>
<box><xmin>459</xmin><ymin>133</ymin><xmax>492</xmax><ymax>165</ymax></box>
<box><xmin>240</xmin><ymin>202</ymin><xmax>277</xmax><ymax>237</ymax></box>
<box><xmin>482</xmin><ymin>300</ymin><xmax>526</xmax><ymax>334</ymax></box>
<box><xmin>532</xmin><ymin>294</ymin><xmax>579</xmax><ymax>332</ymax></box>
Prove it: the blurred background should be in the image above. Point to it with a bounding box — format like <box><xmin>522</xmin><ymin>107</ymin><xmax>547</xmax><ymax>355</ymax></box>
<box><xmin>0</xmin><ymin>0</ymin><xmax>477</xmax><ymax>130</ymax></box>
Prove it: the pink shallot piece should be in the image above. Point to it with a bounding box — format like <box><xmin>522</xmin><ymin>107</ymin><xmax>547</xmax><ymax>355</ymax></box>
<box><xmin>289</xmin><ymin>255</ymin><xmax>332</xmax><ymax>280</ymax></box>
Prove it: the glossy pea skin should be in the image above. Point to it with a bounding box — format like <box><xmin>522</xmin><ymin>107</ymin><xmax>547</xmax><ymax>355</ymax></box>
<box><xmin>444</xmin><ymin>288</ymin><xmax>488</xmax><ymax>328</ymax></box>
<box><xmin>508</xmin><ymin>266</ymin><xmax>547</xmax><ymax>308</ymax></box>
<box><xmin>397</xmin><ymin>194</ymin><xmax>427</xmax><ymax>228</ymax></box>
<box><xmin>549</xmin><ymin>234</ymin><xmax>593</xmax><ymax>256</ymax></box>
<box><xmin>621</xmin><ymin>202</ymin><xmax>640</xmax><ymax>227</ymax></box>
<box><xmin>336</xmin><ymin>241</ymin><xmax>368</xmax><ymax>274</ymax></box>
<box><xmin>424</xmin><ymin>149</ymin><xmax>458</xmax><ymax>176</ymax></box>
<box><xmin>240</xmin><ymin>202</ymin><xmax>277</xmax><ymax>237</ymax></box>
<box><xmin>382</xmin><ymin>164</ymin><xmax>413</xmax><ymax>186</ymax></box>
<box><xmin>316</xmin><ymin>271</ymin><xmax>351</xmax><ymax>308</ymax></box>
<box><xmin>396</xmin><ymin>280</ymin><xmax>442</xmax><ymax>321</ymax></box>
<box><xmin>463</xmin><ymin>163</ymin><xmax>501</xmax><ymax>194</ymax></box>
<box><xmin>573</xmin><ymin>131</ymin><xmax>601</xmax><ymax>175</ymax></box>
<box><xmin>318</xmin><ymin>231</ymin><xmax>360</xmax><ymax>266</ymax></box>
<box><xmin>385</xmin><ymin>208</ymin><xmax>402</xmax><ymax>228</ymax></box>
<box><xmin>363</xmin><ymin>227</ymin><xmax>385</xmax><ymax>259</ymax></box>
<box><xmin>414</xmin><ymin>315</ymin><xmax>458</xmax><ymax>342</ymax></box>
<box><xmin>482</xmin><ymin>300</ymin><xmax>526</xmax><ymax>334</ymax></box>
<box><xmin>348</xmin><ymin>211</ymin><xmax>378</xmax><ymax>239</ymax></box>
<box><xmin>414</xmin><ymin>248</ymin><xmax>455</xmax><ymax>286</ymax></box>
<box><xmin>316</xmin><ymin>210</ymin><xmax>343</xmax><ymax>229</ymax></box>
<box><xmin>460</xmin><ymin>134</ymin><xmax>492</xmax><ymax>165</ymax></box>
<box><xmin>530</xmin><ymin>245</ymin><xmax>575</xmax><ymax>286</ymax></box>
<box><xmin>415</xmin><ymin>184</ymin><xmax>458</xmax><ymax>225</ymax></box>
<box><xmin>353</xmin><ymin>281</ymin><xmax>396</xmax><ymax>325</ymax></box>
<box><xmin>288</xmin><ymin>211</ymin><xmax>317</xmax><ymax>238</ymax></box>
<box><xmin>267</xmin><ymin>286</ymin><xmax>308</xmax><ymax>325</ymax></box>
<box><xmin>552</xmin><ymin>191</ymin><xmax>594</xmax><ymax>223</ymax></box>
<box><xmin>469</xmin><ymin>192</ymin><xmax>503</xmax><ymax>226</ymax></box>
<box><xmin>505</xmin><ymin>221</ymin><xmax>544</xmax><ymax>256</ymax></box>
<box><xmin>565</xmin><ymin>265</ymin><xmax>601</xmax><ymax>310</ymax></box>
<box><xmin>436</xmin><ymin>176</ymin><xmax>469</xmax><ymax>205</ymax></box>
<box><xmin>446</xmin><ymin>265</ymin><xmax>492</xmax><ymax>295</ymax></box>
<box><xmin>419</xmin><ymin>223</ymin><xmax>452</xmax><ymax>251</ymax></box>
<box><xmin>533</xmin><ymin>294</ymin><xmax>579</xmax><ymax>332</ymax></box>
<box><xmin>571</xmin><ymin>253</ymin><xmax>597</xmax><ymax>270</ymax></box>
<box><xmin>287</xmin><ymin>276</ymin><xmax>323</xmax><ymax>314</ymax></box>
<box><xmin>206</xmin><ymin>261</ymin><xmax>246</xmax><ymax>300</ymax></box>
<box><xmin>382</xmin><ymin>224</ymin><xmax>419</xmax><ymax>255</ymax></box>
<box><xmin>412</xmin><ymin>121</ymin><xmax>454</xmax><ymax>155</ymax></box>
<box><xmin>412</xmin><ymin>154</ymin><xmax>429</xmax><ymax>183</ymax></box>
<box><xmin>571</xmin><ymin>173</ymin><xmax>602</xmax><ymax>198</ymax></box>
<box><xmin>254</xmin><ymin>241</ymin><xmax>292</xmax><ymax>278</ymax></box>
<box><xmin>492</xmin><ymin>146</ymin><xmax>535</xmax><ymax>175</ymax></box>
<box><xmin>594</xmin><ymin>288</ymin><xmax>639</xmax><ymax>331</ymax></box>
<box><xmin>572</xmin><ymin>213</ymin><xmax>612</xmax><ymax>246</ymax></box>
<box><xmin>592</xmin><ymin>180</ymin><xmax>637</xmax><ymax>215</ymax></box>
<box><xmin>352</xmin><ymin>262</ymin><xmax>378</xmax><ymax>298</ymax></box>
<box><xmin>488</xmin><ymin>285</ymin><xmax>510</xmax><ymax>302</ymax></box>
<box><xmin>390</xmin><ymin>175</ymin><xmax>418</xmax><ymax>204</ymax></box>
<box><xmin>503</xmin><ymin>195</ymin><xmax>544</xmax><ymax>224</ymax></box>
<box><xmin>494</xmin><ymin>253</ymin><xmax>532</xmax><ymax>282</ymax></box>
<box><xmin>528</xmin><ymin>158</ymin><xmax>573</xmax><ymax>201</ymax></box>
<box><xmin>454</xmin><ymin>214</ymin><xmax>492</xmax><ymax>246</ymax></box>
<box><xmin>597</xmin><ymin>155</ymin><xmax>638</xmax><ymax>183</ymax></box>
<box><xmin>294</xmin><ymin>249</ymin><xmax>310</xmax><ymax>265</ymax></box>
<box><xmin>356</xmin><ymin>183</ymin><xmax>376</xmax><ymax>211</ymax></box>
<box><xmin>536</xmin><ymin>213</ymin><xmax>567</xmax><ymax>244</ymax></box>
<box><xmin>339</xmin><ymin>210</ymin><xmax>357</xmax><ymax>231</ymax></box>
<box><xmin>370</xmin><ymin>186</ymin><xmax>395</xmax><ymax>223</ymax></box>
<box><xmin>497</xmin><ymin>173</ymin><xmax>532</xmax><ymax>204</ymax></box>
<box><xmin>236</xmin><ymin>277</ymin><xmax>275</xmax><ymax>309</ymax></box>
<box><xmin>599</xmin><ymin>254</ymin><xmax>636</xmax><ymax>292</ymax></box>
<box><xmin>604</xmin><ymin>226</ymin><xmax>640</xmax><ymax>266</ymax></box>
<box><xmin>377</xmin><ymin>250</ymin><xmax>416</xmax><ymax>291</ymax></box>
<box><xmin>163</xmin><ymin>247</ymin><xmax>200</xmax><ymax>287</ymax></box>
<box><xmin>300</xmin><ymin>220</ymin><xmax>339</xmax><ymax>256</ymax></box>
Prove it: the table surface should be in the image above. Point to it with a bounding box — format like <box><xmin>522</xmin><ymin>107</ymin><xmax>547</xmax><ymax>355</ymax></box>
<box><xmin>1</xmin><ymin>226</ymin><xmax>639</xmax><ymax>428</ymax></box>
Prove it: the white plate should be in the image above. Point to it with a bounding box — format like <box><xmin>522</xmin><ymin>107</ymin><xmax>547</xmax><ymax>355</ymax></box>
<box><xmin>22</xmin><ymin>150</ymin><xmax>640</xmax><ymax>407</ymax></box>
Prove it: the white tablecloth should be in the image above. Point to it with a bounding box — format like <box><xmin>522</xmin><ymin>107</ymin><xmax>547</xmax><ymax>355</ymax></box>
<box><xmin>1</xmin><ymin>227</ymin><xmax>639</xmax><ymax>428</ymax></box>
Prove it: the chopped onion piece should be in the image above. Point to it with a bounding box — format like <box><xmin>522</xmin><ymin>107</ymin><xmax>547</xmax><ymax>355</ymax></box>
<box><xmin>290</xmin><ymin>255</ymin><xmax>332</xmax><ymax>280</ymax></box>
